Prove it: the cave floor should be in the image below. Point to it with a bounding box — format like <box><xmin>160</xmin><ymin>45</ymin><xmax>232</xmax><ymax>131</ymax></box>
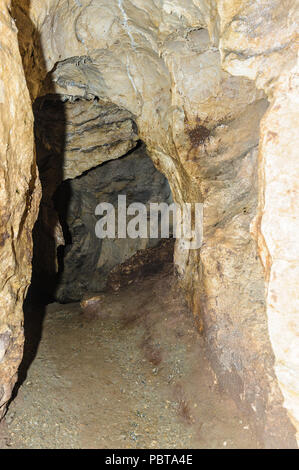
<box><xmin>1</xmin><ymin>265</ymin><xmax>260</xmax><ymax>449</ymax></box>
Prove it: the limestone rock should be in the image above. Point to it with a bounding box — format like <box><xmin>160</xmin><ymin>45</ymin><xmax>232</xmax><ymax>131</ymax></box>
<box><xmin>0</xmin><ymin>1</ymin><xmax>41</xmax><ymax>418</ymax></box>
<box><xmin>254</xmin><ymin>63</ymin><xmax>299</xmax><ymax>442</ymax></box>
<box><xmin>80</xmin><ymin>294</ymin><xmax>104</xmax><ymax>318</ymax></box>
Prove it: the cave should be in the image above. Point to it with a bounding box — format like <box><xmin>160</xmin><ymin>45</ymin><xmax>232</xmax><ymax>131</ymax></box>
<box><xmin>30</xmin><ymin>94</ymin><xmax>174</xmax><ymax>304</ymax></box>
<box><xmin>0</xmin><ymin>0</ymin><xmax>298</xmax><ymax>450</ymax></box>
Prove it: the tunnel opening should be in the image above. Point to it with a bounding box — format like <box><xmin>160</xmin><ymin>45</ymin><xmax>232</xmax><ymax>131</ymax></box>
<box><xmin>28</xmin><ymin>95</ymin><xmax>175</xmax><ymax>305</ymax></box>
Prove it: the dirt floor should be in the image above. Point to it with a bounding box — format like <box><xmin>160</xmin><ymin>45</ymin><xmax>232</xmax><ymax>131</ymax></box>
<box><xmin>0</xmin><ymin>262</ymin><xmax>261</xmax><ymax>449</ymax></box>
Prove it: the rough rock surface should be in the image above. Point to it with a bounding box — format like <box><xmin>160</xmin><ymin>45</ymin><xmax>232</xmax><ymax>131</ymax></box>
<box><xmin>0</xmin><ymin>2</ymin><xmax>40</xmax><ymax>418</ymax></box>
<box><xmin>34</xmin><ymin>96</ymin><xmax>139</xmax><ymax>181</ymax></box>
<box><xmin>0</xmin><ymin>0</ymin><xmax>297</xmax><ymax>447</ymax></box>
<box><xmin>54</xmin><ymin>144</ymin><xmax>172</xmax><ymax>302</ymax></box>
<box><xmin>255</xmin><ymin>64</ymin><xmax>299</xmax><ymax>441</ymax></box>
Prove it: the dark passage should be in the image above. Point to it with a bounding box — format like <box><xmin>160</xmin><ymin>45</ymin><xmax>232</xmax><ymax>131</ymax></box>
<box><xmin>29</xmin><ymin>96</ymin><xmax>173</xmax><ymax>304</ymax></box>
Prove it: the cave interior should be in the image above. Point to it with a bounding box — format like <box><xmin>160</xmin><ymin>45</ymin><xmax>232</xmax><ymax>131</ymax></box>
<box><xmin>0</xmin><ymin>0</ymin><xmax>298</xmax><ymax>450</ymax></box>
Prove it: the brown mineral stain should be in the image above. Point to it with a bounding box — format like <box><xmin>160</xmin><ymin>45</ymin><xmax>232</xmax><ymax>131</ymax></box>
<box><xmin>185</xmin><ymin>117</ymin><xmax>210</xmax><ymax>149</ymax></box>
<box><xmin>187</xmin><ymin>124</ymin><xmax>210</xmax><ymax>147</ymax></box>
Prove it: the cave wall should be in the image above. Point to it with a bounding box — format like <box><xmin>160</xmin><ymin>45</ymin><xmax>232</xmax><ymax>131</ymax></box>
<box><xmin>0</xmin><ymin>1</ymin><xmax>41</xmax><ymax>419</ymax></box>
<box><xmin>1</xmin><ymin>0</ymin><xmax>298</xmax><ymax>447</ymax></box>
<box><xmin>256</xmin><ymin>64</ymin><xmax>299</xmax><ymax>443</ymax></box>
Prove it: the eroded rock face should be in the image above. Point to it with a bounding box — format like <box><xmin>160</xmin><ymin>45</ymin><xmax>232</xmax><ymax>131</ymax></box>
<box><xmin>34</xmin><ymin>96</ymin><xmax>139</xmax><ymax>181</ymax></box>
<box><xmin>0</xmin><ymin>1</ymin><xmax>40</xmax><ymax>418</ymax></box>
<box><xmin>255</xmin><ymin>64</ymin><xmax>299</xmax><ymax>442</ymax></box>
<box><xmin>54</xmin><ymin>144</ymin><xmax>172</xmax><ymax>302</ymax></box>
<box><xmin>1</xmin><ymin>0</ymin><xmax>298</xmax><ymax>446</ymax></box>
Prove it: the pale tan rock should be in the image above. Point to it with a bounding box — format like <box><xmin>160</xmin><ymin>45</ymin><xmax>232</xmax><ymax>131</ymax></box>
<box><xmin>254</xmin><ymin>63</ymin><xmax>299</xmax><ymax>442</ymax></box>
<box><xmin>217</xmin><ymin>0</ymin><xmax>298</xmax><ymax>94</ymax></box>
<box><xmin>0</xmin><ymin>1</ymin><xmax>41</xmax><ymax>417</ymax></box>
<box><xmin>80</xmin><ymin>295</ymin><xmax>103</xmax><ymax>310</ymax></box>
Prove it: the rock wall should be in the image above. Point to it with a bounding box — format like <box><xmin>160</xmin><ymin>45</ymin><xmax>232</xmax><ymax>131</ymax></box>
<box><xmin>1</xmin><ymin>0</ymin><xmax>297</xmax><ymax>446</ymax></box>
<box><xmin>0</xmin><ymin>1</ymin><xmax>40</xmax><ymax>419</ymax></box>
<box><xmin>216</xmin><ymin>0</ymin><xmax>299</xmax><ymax>445</ymax></box>
<box><xmin>255</xmin><ymin>65</ymin><xmax>299</xmax><ymax>443</ymax></box>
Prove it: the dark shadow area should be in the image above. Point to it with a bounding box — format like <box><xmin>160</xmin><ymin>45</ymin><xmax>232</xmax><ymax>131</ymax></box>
<box><xmin>30</xmin><ymin>95</ymin><xmax>67</xmax><ymax>303</ymax></box>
